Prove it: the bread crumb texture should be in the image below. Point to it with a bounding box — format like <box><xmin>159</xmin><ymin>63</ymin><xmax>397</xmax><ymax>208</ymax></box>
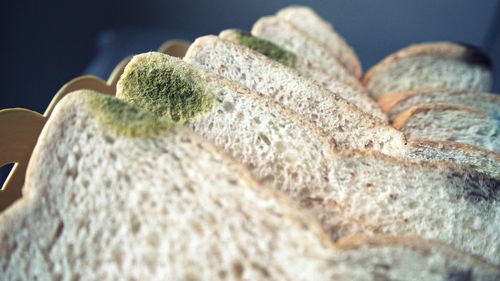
<box><xmin>224</xmin><ymin>29</ymin><xmax>297</xmax><ymax>68</ymax></box>
<box><xmin>87</xmin><ymin>90</ymin><xmax>175</xmax><ymax>137</ymax></box>
<box><xmin>117</xmin><ymin>52</ymin><xmax>214</xmax><ymax>124</ymax></box>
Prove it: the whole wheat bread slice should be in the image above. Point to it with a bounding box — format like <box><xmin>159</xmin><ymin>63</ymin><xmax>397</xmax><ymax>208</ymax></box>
<box><xmin>219</xmin><ymin>29</ymin><xmax>386</xmax><ymax>120</ymax></box>
<box><xmin>363</xmin><ymin>42</ymin><xmax>493</xmax><ymax>98</ymax></box>
<box><xmin>379</xmin><ymin>88</ymin><xmax>500</xmax><ymax>122</ymax></box>
<box><xmin>0</xmin><ymin>90</ymin><xmax>342</xmax><ymax>280</ymax></box>
<box><xmin>276</xmin><ymin>5</ymin><xmax>362</xmax><ymax>78</ymax></box>
<box><xmin>393</xmin><ymin>104</ymin><xmax>500</xmax><ymax>153</ymax></box>
<box><xmin>117</xmin><ymin>52</ymin><xmax>500</xmax><ymax>264</ymax></box>
<box><xmin>184</xmin><ymin>35</ymin><xmax>407</xmax><ymax>157</ymax></box>
<box><xmin>251</xmin><ymin>16</ymin><xmax>364</xmax><ymax>91</ymax></box>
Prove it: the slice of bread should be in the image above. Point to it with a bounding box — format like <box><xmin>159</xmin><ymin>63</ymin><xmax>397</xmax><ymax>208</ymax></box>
<box><xmin>332</xmin><ymin>235</ymin><xmax>500</xmax><ymax>280</ymax></box>
<box><xmin>408</xmin><ymin>140</ymin><xmax>500</xmax><ymax>179</ymax></box>
<box><xmin>363</xmin><ymin>42</ymin><xmax>493</xmax><ymax>98</ymax></box>
<box><xmin>0</xmin><ymin>89</ymin><xmax>341</xmax><ymax>280</ymax></box>
<box><xmin>5</xmin><ymin>88</ymin><xmax>495</xmax><ymax>279</ymax></box>
<box><xmin>393</xmin><ymin>104</ymin><xmax>499</xmax><ymax>153</ymax></box>
<box><xmin>219</xmin><ymin>29</ymin><xmax>386</xmax><ymax>120</ymax></box>
<box><xmin>184</xmin><ymin>35</ymin><xmax>408</xmax><ymax>156</ymax></box>
<box><xmin>251</xmin><ymin>16</ymin><xmax>363</xmax><ymax>90</ymax></box>
<box><xmin>379</xmin><ymin>88</ymin><xmax>500</xmax><ymax>121</ymax></box>
<box><xmin>276</xmin><ymin>5</ymin><xmax>362</xmax><ymax>78</ymax></box>
<box><xmin>117</xmin><ymin>52</ymin><xmax>500</xmax><ymax>264</ymax></box>
<box><xmin>117</xmin><ymin>52</ymin><xmax>336</xmax><ymax>199</ymax></box>
<box><xmin>321</xmin><ymin>149</ymin><xmax>500</xmax><ymax>265</ymax></box>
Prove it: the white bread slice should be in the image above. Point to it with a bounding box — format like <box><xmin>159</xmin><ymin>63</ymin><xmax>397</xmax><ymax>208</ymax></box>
<box><xmin>319</xmin><ymin>149</ymin><xmax>500</xmax><ymax>265</ymax></box>
<box><xmin>393</xmin><ymin>104</ymin><xmax>500</xmax><ymax>153</ymax></box>
<box><xmin>276</xmin><ymin>5</ymin><xmax>362</xmax><ymax>78</ymax></box>
<box><xmin>363</xmin><ymin>42</ymin><xmax>493</xmax><ymax>98</ymax></box>
<box><xmin>185</xmin><ymin>37</ymin><xmax>498</xmax><ymax>177</ymax></box>
<box><xmin>117</xmin><ymin>52</ymin><xmax>500</xmax><ymax>264</ymax></box>
<box><xmin>0</xmin><ymin>90</ymin><xmax>341</xmax><ymax>280</ymax></box>
<box><xmin>379</xmin><ymin>88</ymin><xmax>500</xmax><ymax>121</ymax></box>
<box><xmin>184</xmin><ymin>35</ymin><xmax>408</xmax><ymax>157</ymax></box>
<box><xmin>4</xmin><ymin>89</ymin><xmax>496</xmax><ymax>279</ymax></box>
<box><xmin>332</xmin><ymin>235</ymin><xmax>500</xmax><ymax>280</ymax></box>
<box><xmin>219</xmin><ymin>29</ymin><xmax>386</xmax><ymax>121</ymax></box>
<box><xmin>117</xmin><ymin>52</ymin><xmax>335</xmax><ymax>199</ymax></box>
<box><xmin>251</xmin><ymin>16</ymin><xmax>364</xmax><ymax>90</ymax></box>
<box><xmin>408</xmin><ymin>140</ymin><xmax>500</xmax><ymax>179</ymax></box>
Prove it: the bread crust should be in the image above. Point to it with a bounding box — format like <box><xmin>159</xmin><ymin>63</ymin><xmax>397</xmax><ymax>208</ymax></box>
<box><xmin>363</xmin><ymin>42</ymin><xmax>490</xmax><ymax>85</ymax></box>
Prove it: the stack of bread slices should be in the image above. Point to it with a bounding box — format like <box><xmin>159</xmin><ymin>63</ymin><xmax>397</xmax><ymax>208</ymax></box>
<box><xmin>1</xmin><ymin>5</ymin><xmax>498</xmax><ymax>280</ymax></box>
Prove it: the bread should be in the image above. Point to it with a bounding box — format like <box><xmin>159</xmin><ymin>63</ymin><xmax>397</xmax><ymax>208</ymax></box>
<box><xmin>393</xmin><ymin>104</ymin><xmax>499</xmax><ymax>153</ymax></box>
<box><xmin>363</xmin><ymin>42</ymin><xmax>493</xmax><ymax>98</ymax></box>
<box><xmin>117</xmin><ymin>52</ymin><xmax>336</xmax><ymax>199</ymax></box>
<box><xmin>5</xmin><ymin>89</ymin><xmax>497</xmax><ymax>280</ymax></box>
<box><xmin>332</xmin><ymin>235</ymin><xmax>500</xmax><ymax>280</ymax></box>
<box><xmin>184</xmin><ymin>35</ymin><xmax>408</xmax><ymax>157</ymax></box>
<box><xmin>379</xmin><ymin>88</ymin><xmax>500</xmax><ymax>122</ymax></box>
<box><xmin>0</xmin><ymin>89</ymin><xmax>341</xmax><ymax>280</ymax></box>
<box><xmin>219</xmin><ymin>29</ymin><xmax>386</xmax><ymax>120</ymax></box>
<box><xmin>319</xmin><ymin>149</ymin><xmax>500</xmax><ymax>265</ymax></box>
<box><xmin>407</xmin><ymin>140</ymin><xmax>500</xmax><ymax>179</ymax></box>
<box><xmin>117</xmin><ymin>52</ymin><xmax>500</xmax><ymax>264</ymax></box>
<box><xmin>251</xmin><ymin>16</ymin><xmax>363</xmax><ymax>90</ymax></box>
<box><xmin>276</xmin><ymin>5</ymin><xmax>362</xmax><ymax>78</ymax></box>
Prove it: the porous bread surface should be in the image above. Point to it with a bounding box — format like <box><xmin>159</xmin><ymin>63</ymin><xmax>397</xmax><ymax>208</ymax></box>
<box><xmin>364</xmin><ymin>42</ymin><xmax>493</xmax><ymax>83</ymax></box>
<box><xmin>382</xmin><ymin>89</ymin><xmax>500</xmax><ymax>121</ymax></box>
<box><xmin>311</xmin><ymin>78</ymin><xmax>386</xmax><ymax>121</ymax></box>
<box><xmin>219</xmin><ymin>29</ymin><xmax>386</xmax><ymax>121</ymax></box>
<box><xmin>407</xmin><ymin>140</ymin><xmax>500</xmax><ymax>179</ymax></box>
<box><xmin>395</xmin><ymin>104</ymin><xmax>500</xmax><ymax>153</ymax></box>
<box><xmin>184</xmin><ymin>35</ymin><xmax>407</xmax><ymax>156</ymax></box>
<box><xmin>364</xmin><ymin>43</ymin><xmax>493</xmax><ymax>98</ymax></box>
<box><xmin>218</xmin><ymin>29</ymin><xmax>297</xmax><ymax>68</ymax></box>
<box><xmin>276</xmin><ymin>5</ymin><xmax>362</xmax><ymax>78</ymax></box>
<box><xmin>332</xmin><ymin>236</ymin><xmax>500</xmax><ymax>280</ymax></box>
<box><xmin>0</xmin><ymin>90</ymin><xmax>340</xmax><ymax>280</ymax></box>
<box><xmin>117</xmin><ymin>53</ymin><xmax>500</xmax><ymax>264</ymax></box>
<box><xmin>117</xmin><ymin>52</ymin><xmax>336</xmax><ymax>199</ymax></box>
<box><xmin>251</xmin><ymin>16</ymin><xmax>364</xmax><ymax>90</ymax></box>
<box><xmin>315</xmin><ymin>149</ymin><xmax>500</xmax><ymax>264</ymax></box>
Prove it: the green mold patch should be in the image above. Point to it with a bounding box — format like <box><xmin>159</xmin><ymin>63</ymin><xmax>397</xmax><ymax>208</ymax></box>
<box><xmin>117</xmin><ymin>52</ymin><xmax>214</xmax><ymax>124</ymax></box>
<box><xmin>87</xmin><ymin>90</ymin><xmax>175</xmax><ymax>138</ymax></box>
<box><xmin>224</xmin><ymin>30</ymin><xmax>297</xmax><ymax>68</ymax></box>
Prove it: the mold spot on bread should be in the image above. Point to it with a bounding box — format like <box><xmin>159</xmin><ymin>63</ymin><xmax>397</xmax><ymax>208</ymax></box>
<box><xmin>86</xmin><ymin>90</ymin><xmax>175</xmax><ymax>137</ymax></box>
<box><xmin>447</xmin><ymin>268</ymin><xmax>472</xmax><ymax>281</ymax></box>
<box><xmin>456</xmin><ymin>42</ymin><xmax>492</xmax><ymax>69</ymax></box>
<box><xmin>448</xmin><ymin>171</ymin><xmax>500</xmax><ymax>203</ymax></box>
<box><xmin>221</xmin><ymin>29</ymin><xmax>297</xmax><ymax>68</ymax></box>
<box><xmin>117</xmin><ymin>52</ymin><xmax>214</xmax><ymax>124</ymax></box>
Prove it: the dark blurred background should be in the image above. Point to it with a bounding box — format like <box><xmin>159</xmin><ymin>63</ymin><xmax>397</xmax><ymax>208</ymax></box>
<box><xmin>1</xmin><ymin>0</ymin><xmax>499</xmax><ymax>114</ymax></box>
